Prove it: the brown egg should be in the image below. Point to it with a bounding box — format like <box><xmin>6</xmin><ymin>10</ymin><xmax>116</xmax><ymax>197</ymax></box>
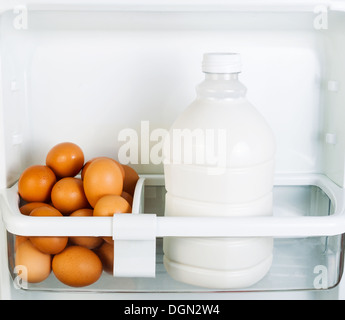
<box><xmin>15</xmin><ymin>240</ymin><xmax>51</xmax><ymax>283</ymax></box>
<box><xmin>80</xmin><ymin>159</ymin><xmax>93</xmax><ymax>180</ymax></box>
<box><xmin>81</xmin><ymin>157</ymin><xmax>125</xmax><ymax>180</ymax></box>
<box><xmin>46</xmin><ymin>142</ymin><xmax>84</xmax><ymax>178</ymax></box>
<box><xmin>52</xmin><ymin>246</ymin><xmax>103</xmax><ymax>287</ymax></box>
<box><xmin>102</xmin><ymin>237</ymin><xmax>114</xmax><ymax>245</ymax></box>
<box><xmin>19</xmin><ymin>202</ymin><xmax>55</xmax><ymax>216</ymax></box>
<box><xmin>83</xmin><ymin>158</ymin><xmax>123</xmax><ymax>207</ymax></box>
<box><xmin>93</xmin><ymin>194</ymin><xmax>132</xmax><ymax>217</ymax></box>
<box><xmin>93</xmin><ymin>194</ymin><xmax>131</xmax><ymax>245</ymax></box>
<box><xmin>121</xmin><ymin>191</ymin><xmax>133</xmax><ymax>207</ymax></box>
<box><xmin>29</xmin><ymin>207</ymin><xmax>68</xmax><ymax>254</ymax></box>
<box><xmin>18</xmin><ymin>165</ymin><xmax>56</xmax><ymax>203</ymax></box>
<box><xmin>15</xmin><ymin>235</ymin><xmax>28</xmax><ymax>252</ymax></box>
<box><xmin>96</xmin><ymin>242</ymin><xmax>114</xmax><ymax>274</ymax></box>
<box><xmin>51</xmin><ymin>177</ymin><xmax>90</xmax><ymax>215</ymax></box>
<box><xmin>122</xmin><ymin>165</ymin><xmax>139</xmax><ymax>196</ymax></box>
<box><xmin>69</xmin><ymin>208</ymin><xmax>93</xmax><ymax>217</ymax></box>
<box><xmin>69</xmin><ymin>209</ymin><xmax>103</xmax><ymax>249</ymax></box>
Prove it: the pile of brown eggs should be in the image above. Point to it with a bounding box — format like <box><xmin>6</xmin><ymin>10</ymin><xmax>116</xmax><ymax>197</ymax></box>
<box><xmin>15</xmin><ymin>142</ymin><xmax>139</xmax><ymax>287</ymax></box>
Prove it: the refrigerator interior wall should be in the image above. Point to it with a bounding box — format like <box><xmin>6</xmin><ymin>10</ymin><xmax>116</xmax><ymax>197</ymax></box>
<box><xmin>0</xmin><ymin>9</ymin><xmax>342</xmax><ymax>185</ymax></box>
<box><xmin>0</xmin><ymin>5</ymin><xmax>345</xmax><ymax>299</ymax></box>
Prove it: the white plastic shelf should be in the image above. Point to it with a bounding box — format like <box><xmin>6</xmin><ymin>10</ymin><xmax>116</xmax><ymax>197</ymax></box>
<box><xmin>3</xmin><ymin>173</ymin><xmax>345</xmax><ymax>291</ymax></box>
<box><xmin>1</xmin><ymin>173</ymin><xmax>345</xmax><ymax>239</ymax></box>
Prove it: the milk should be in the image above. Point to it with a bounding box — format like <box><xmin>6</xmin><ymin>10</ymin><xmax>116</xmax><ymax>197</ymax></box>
<box><xmin>163</xmin><ymin>53</ymin><xmax>276</xmax><ymax>289</ymax></box>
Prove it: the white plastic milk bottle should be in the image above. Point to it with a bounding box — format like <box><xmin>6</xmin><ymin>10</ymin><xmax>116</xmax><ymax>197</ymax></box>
<box><xmin>163</xmin><ymin>53</ymin><xmax>276</xmax><ymax>289</ymax></box>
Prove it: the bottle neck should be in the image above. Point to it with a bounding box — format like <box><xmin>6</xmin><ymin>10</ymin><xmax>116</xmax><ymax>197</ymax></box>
<box><xmin>196</xmin><ymin>72</ymin><xmax>247</xmax><ymax>101</ymax></box>
<box><xmin>204</xmin><ymin>73</ymin><xmax>239</xmax><ymax>81</ymax></box>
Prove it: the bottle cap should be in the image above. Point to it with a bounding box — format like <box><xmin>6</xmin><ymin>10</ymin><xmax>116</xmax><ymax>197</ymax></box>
<box><xmin>202</xmin><ymin>53</ymin><xmax>242</xmax><ymax>74</ymax></box>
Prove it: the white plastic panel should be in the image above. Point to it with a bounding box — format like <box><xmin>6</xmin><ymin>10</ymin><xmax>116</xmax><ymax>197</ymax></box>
<box><xmin>2</xmin><ymin>0</ymin><xmax>345</xmax><ymax>13</ymax></box>
<box><xmin>323</xmin><ymin>13</ymin><xmax>345</xmax><ymax>187</ymax></box>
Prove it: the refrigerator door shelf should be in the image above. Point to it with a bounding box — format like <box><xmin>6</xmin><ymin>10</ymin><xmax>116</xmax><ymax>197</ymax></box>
<box><xmin>1</xmin><ymin>173</ymin><xmax>344</xmax><ymax>239</ymax></box>
<box><xmin>3</xmin><ymin>173</ymin><xmax>344</xmax><ymax>292</ymax></box>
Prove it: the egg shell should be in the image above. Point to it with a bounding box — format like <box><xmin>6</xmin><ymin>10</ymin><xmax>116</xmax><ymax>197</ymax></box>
<box><xmin>102</xmin><ymin>237</ymin><xmax>114</xmax><ymax>245</ymax></box>
<box><xmin>121</xmin><ymin>191</ymin><xmax>133</xmax><ymax>207</ymax></box>
<box><xmin>46</xmin><ymin>142</ymin><xmax>84</xmax><ymax>178</ymax></box>
<box><xmin>122</xmin><ymin>165</ymin><xmax>139</xmax><ymax>196</ymax></box>
<box><xmin>96</xmin><ymin>242</ymin><xmax>114</xmax><ymax>274</ymax></box>
<box><xmin>93</xmin><ymin>194</ymin><xmax>132</xmax><ymax>217</ymax></box>
<box><xmin>29</xmin><ymin>207</ymin><xmax>68</xmax><ymax>254</ymax></box>
<box><xmin>18</xmin><ymin>165</ymin><xmax>56</xmax><ymax>203</ymax></box>
<box><xmin>51</xmin><ymin>177</ymin><xmax>90</xmax><ymax>215</ymax></box>
<box><xmin>15</xmin><ymin>235</ymin><xmax>28</xmax><ymax>252</ymax></box>
<box><xmin>19</xmin><ymin>202</ymin><xmax>55</xmax><ymax>216</ymax></box>
<box><xmin>15</xmin><ymin>240</ymin><xmax>51</xmax><ymax>283</ymax></box>
<box><xmin>83</xmin><ymin>158</ymin><xmax>123</xmax><ymax>207</ymax></box>
<box><xmin>81</xmin><ymin>157</ymin><xmax>125</xmax><ymax>180</ymax></box>
<box><xmin>52</xmin><ymin>246</ymin><xmax>103</xmax><ymax>287</ymax></box>
<box><xmin>93</xmin><ymin>194</ymin><xmax>131</xmax><ymax>246</ymax></box>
